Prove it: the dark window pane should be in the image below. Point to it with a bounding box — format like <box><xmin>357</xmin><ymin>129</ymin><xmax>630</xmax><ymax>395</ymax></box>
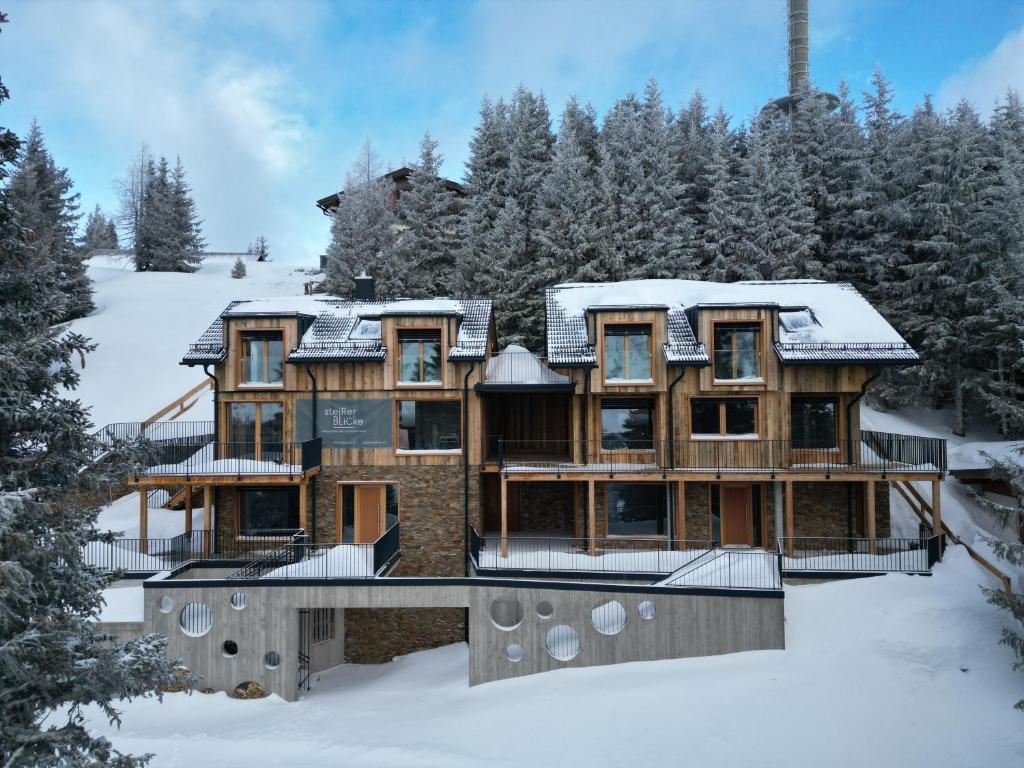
<box><xmin>260</xmin><ymin>403</ymin><xmax>283</xmax><ymax>460</ymax></box>
<box><xmin>341</xmin><ymin>486</ymin><xmax>354</xmax><ymax>543</ymax></box>
<box><xmin>240</xmin><ymin>488</ymin><xmax>298</xmax><ymax>532</ymax></box>
<box><xmin>710</xmin><ymin>485</ymin><xmax>721</xmax><ymax>543</ymax></box>
<box><xmin>751</xmin><ymin>488</ymin><xmax>762</xmax><ymax>546</ymax></box>
<box><xmin>606</xmin><ymin>484</ymin><xmax>667</xmax><ymax>536</ymax></box>
<box><xmin>240</xmin><ymin>332</ymin><xmax>283</xmax><ymax>384</ymax></box>
<box><xmin>385</xmin><ymin>485</ymin><xmax>399</xmax><ymax>530</ymax></box>
<box><xmin>791</xmin><ymin>398</ymin><xmax>837</xmax><ymax>449</ymax></box>
<box><xmin>398</xmin><ymin>331</ymin><xmax>442</xmax><ymax>383</ymax></box>
<box><xmin>725</xmin><ymin>400</ymin><xmax>757</xmax><ymax>434</ymax></box>
<box><xmin>604</xmin><ymin>333</ymin><xmax>626</xmax><ymax>380</ymax></box>
<box><xmin>229</xmin><ymin>403</ymin><xmax>256</xmax><ymax>458</ymax></box>
<box><xmin>691</xmin><ymin>400</ymin><xmax>721</xmax><ymax>435</ymax></box>
<box><xmin>714</xmin><ymin>326</ymin><xmax>760</xmax><ymax>380</ymax></box>
<box><xmin>604</xmin><ymin>326</ymin><xmax>651</xmax><ymax>381</ymax></box>
<box><xmin>398</xmin><ymin>401</ymin><xmax>461</xmax><ymax>450</ymax></box>
<box><xmin>601</xmin><ymin>400</ymin><xmax>653</xmax><ymax>449</ymax></box>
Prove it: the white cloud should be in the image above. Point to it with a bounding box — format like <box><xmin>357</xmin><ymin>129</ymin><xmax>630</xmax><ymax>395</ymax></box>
<box><xmin>937</xmin><ymin>26</ymin><xmax>1024</xmax><ymax>115</ymax></box>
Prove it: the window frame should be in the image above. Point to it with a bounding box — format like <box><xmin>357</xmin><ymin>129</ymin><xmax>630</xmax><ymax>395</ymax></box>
<box><xmin>235</xmin><ymin>487</ymin><xmax>299</xmax><ymax>536</ymax></box>
<box><xmin>604</xmin><ymin>482</ymin><xmax>669</xmax><ymax>539</ymax></box>
<box><xmin>790</xmin><ymin>395</ymin><xmax>841</xmax><ymax>451</ymax></box>
<box><xmin>602</xmin><ymin>323</ymin><xmax>654</xmax><ymax>384</ymax></box>
<box><xmin>395</xmin><ymin>327</ymin><xmax>444</xmax><ymax>387</ymax></box>
<box><xmin>711</xmin><ymin>322</ymin><xmax>764</xmax><ymax>384</ymax></box>
<box><xmin>394</xmin><ymin>398</ymin><xmax>463</xmax><ymax>454</ymax></box>
<box><xmin>335</xmin><ymin>480</ymin><xmax>400</xmax><ymax>544</ymax></box>
<box><xmin>599</xmin><ymin>397</ymin><xmax>656</xmax><ymax>452</ymax></box>
<box><xmin>689</xmin><ymin>397</ymin><xmax>760</xmax><ymax>439</ymax></box>
<box><xmin>225</xmin><ymin>400</ymin><xmax>285</xmax><ymax>460</ymax></box>
<box><xmin>237</xmin><ymin>329</ymin><xmax>285</xmax><ymax>388</ymax></box>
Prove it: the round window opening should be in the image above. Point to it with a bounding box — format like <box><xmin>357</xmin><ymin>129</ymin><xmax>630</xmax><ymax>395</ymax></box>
<box><xmin>264</xmin><ymin>651</ymin><xmax>281</xmax><ymax>670</ymax></box>
<box><xmin>158</xmin><ymin>596</ymin><xmax>175</xmax><ymax>614</ymax></box>
<box><xmin>489</xmin><ymin>598</ymin><xmax>524</xmax><ymax>631</ymax></box>
<box><xmin>230</xmin><ymin>592</ymin><xmax>246</xmax><ymax>610</ymax></box>
<box><xmin>179</xmin><ymin>602</ymin><xmax>212</xmax><ymax>637</ymax></box>
<box><xmin>506</xmin><ymin>643</ymin><xmax>524</xmax><ymax>663</ymax></box>
<box><xmin>536</xmin><ymin>600</ymin><xmax>554</xmax><ymax>620</ymax></box>
<box><xmin>592</xmin><ymin>600</ymin><xmax>627</xmax><ymax>636</ymax></box>
<box><xmin>638</xmin><ymin>600</ymin><xmax>656</xmax><ymax>621</ymax></box>
<box><xmin>545</xmin><ymin>625</ymin><xmax>581</xmax><ymax>662</ymax></box>
<box><xmin>222</xmin><ymin>640</ymin><xmax>238</xmax><ymax>659</ymax></box>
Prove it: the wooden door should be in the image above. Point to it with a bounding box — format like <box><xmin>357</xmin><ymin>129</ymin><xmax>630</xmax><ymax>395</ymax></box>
<box><xmin>354</xmin><ymin>484</ymin><xmax>386</xmax><ymax>544</ymax></box>
<box><xmin>483</xmin><ymin>476</ymin><xmax>522</xmax><ymax>532</ymax></box>
<box><xmin>720</xmin><ymin>485</ymin><xmax>752</xmax><ymax>546</ymax></box>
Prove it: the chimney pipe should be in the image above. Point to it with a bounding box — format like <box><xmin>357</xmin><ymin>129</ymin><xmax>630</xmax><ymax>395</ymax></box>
<box><xmin>788</xmin><ymin>0</ymin><xmax>809</xmax><ymax>95</ymax></box>
<box><xmin>354</xmin><ymin>271</ymin><xmax>375</xmax><ymax>301</ymax></box>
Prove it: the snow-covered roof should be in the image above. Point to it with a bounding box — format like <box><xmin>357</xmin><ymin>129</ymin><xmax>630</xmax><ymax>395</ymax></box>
<box><xmin>182</xmin><ymin>296</ymin><xmax>492</xmax><ymax>365</ymax></box>
<box><xmin>546</xmin><ymin>279</ymin><xmax>918</xmax><ymax>367</ymax></box>
<box><xmin>481</xmin><ymin>345</ymin><xmax>573</xmax><ymax>388</ymax></box>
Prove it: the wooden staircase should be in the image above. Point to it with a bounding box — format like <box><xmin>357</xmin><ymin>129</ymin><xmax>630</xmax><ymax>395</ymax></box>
<box><xmin>892</xmin><ymin>480</ymin><xmax>1012</xmax><ymax>592</ymax></box>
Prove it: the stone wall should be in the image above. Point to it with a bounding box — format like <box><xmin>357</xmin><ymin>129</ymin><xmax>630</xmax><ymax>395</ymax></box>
<box><xmin>791</xmin><ymin>481</ymin><xmax>891</xmax><ymax>539</ymax></box>
<box><xmin>344</xmin><ymin>606</ymin><xmax>465</xmax><ymax>664</ymax></box>
<box><xmin>519</xmin><ymin>482</ymin><xmax>574</xmax><ymax>531</ymax></box>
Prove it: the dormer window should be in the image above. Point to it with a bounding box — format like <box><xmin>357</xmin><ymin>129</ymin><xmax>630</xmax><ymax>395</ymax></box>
<box><xmin>604</xmin><ymin>325</ymin><xmax>651</xmax><ymax>383</ymax></box>
<box><xmin>240</xmin><ymin>331</ymin><xmax>283</xmax><ymax>385</ymax></box>
<box><xmin>398</xmin><ymin>330</ymin><xmax>442</xmax><ymax>384</ymax></box>
<box><xmin>713</xmin><ymin>324</ymin><xmax>760</xmax><ymax>381</ymax></box>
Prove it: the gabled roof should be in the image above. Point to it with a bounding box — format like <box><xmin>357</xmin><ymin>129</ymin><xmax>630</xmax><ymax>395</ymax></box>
<box><xmin>546</xmin><ymin>279</ymin><xmax>918</xmax><ymax>367</ymax></box>
<box><xmin>316</xmin><ymin>167</ymin><xmax>467</xmax><ymax>214</ymax></box>
<box><xmin>181</xmin><ymin>296</ymin><xmax>492</xmax><ymax>366</ymax></box>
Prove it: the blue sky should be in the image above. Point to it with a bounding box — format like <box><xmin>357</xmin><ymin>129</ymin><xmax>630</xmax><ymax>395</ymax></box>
<box><xmin>2</xmin><ymin>0</ymin><xmax>1023</xmax><ymax>264</ymax></box>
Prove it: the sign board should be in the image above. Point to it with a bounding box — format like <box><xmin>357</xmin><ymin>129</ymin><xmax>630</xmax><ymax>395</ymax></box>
<box><xmin>295</xmin><ymin>398</ymin><xmax>392</xmax><ymax>449</ymax></box>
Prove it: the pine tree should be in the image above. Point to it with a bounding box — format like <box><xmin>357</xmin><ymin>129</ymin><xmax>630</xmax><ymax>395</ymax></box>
<box><xmin>323</xmin><ymin>139</ymin><xmax>399</xmax><ymax>296</ymax></box>
<box><xmin>80</xmin><ymin>204</ymin><xmax>118</xmax><ymax>254</ymax></box>
<box><xmin>134</xmin><ymin>156</ymin><xmax>203</xmax><ymax>273</ymax></box>
<box><xmin>6</xmin><ymin>120</ymin><xmax>92</xmax><ymax>320</ymax></box>
<box><xmin>673</xmin><ymin>90</ymin><xmax>714</xmax><ymax>230</ymax></box>
<box><xmin>167</xmin><ymin>157</ymin><xmax>204</xmax><ymax>271</ymax></box>
<box><xmin>0</xmin><ymin>15</ymin><xmax>174</xmax><ymax>764</ymax></box>
<box><xmin>389</xmin><ymin>132</ymin><xmax>459</xmax><ymax>297</ymax></box>
<box><xmin>231</xmin><ymin>257</ymin><xmax>247</xmax><ymax>278</ymax></box>
<box><xmin>696</xmin><ymin>107</ymin><xmax>744</xmax><ymax>281</ymax></box>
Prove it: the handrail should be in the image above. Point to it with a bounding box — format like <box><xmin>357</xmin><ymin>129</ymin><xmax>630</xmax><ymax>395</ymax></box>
<box><xmin>142</xmin><ymin>379</ymin><xmax>213</xmax><ymax>427</ymax></box>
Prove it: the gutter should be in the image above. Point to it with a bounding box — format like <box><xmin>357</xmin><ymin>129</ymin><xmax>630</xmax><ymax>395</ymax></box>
<box><xmin>202</xmin><ymin>364</ymin><xmax>219</xmax><ymax>444</ymax></box>
<box><xmin>306</xmin><ymin>365</ymin><xmax>319</xmax><ymax>544</ymax></box>
<box><xmin>667</xmin><ymin>367</ymin><xmax>686</xmax><ymax>541</ymax></box>
<box><xmin>462</xmin><ymin>361</ymin><xmax>477</xmax><ymax>578</ymax></box>
<box><xmin>846</xmin><ymin>368</ymin><xmax>882</xmax><ymax>466</ymax></box>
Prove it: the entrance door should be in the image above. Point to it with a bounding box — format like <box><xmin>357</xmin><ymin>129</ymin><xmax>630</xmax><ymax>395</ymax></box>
<box><xmin>720</xmin><ymin>485</ymin><xmax>752</xmax><ymax>546</ymax></box>
<box><xmin>354</xmin><ymin>484</ymin><xmax>386</xmax><ymax>543</ymax></box>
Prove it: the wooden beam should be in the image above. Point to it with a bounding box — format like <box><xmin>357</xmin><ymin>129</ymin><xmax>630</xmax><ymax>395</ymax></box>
<box><xmin>675</xmin><ymin>480</ymin><xmax>686</xmax><ymax>549</ymax></box>
<box><xmin>142</xmin><ymin>379</ymin><xmax>212</xmax><ymax>427</ymax></box>
<box><xmin>184</xmin><ymin>485</ymin><xmax>193</xmax><ymax>534</ymax></box>
<box><xmin>866</xmin><ymin>480</ymin><xmax>876</xmax><ymax>554</ymax></box>
<box><xmin>588</xmin><ymin>480</ymin><xmax>596</xmax><ymax>555</ymax></box>
<box><xmin>500</xmin><ymin>475</ymin><xmax>508</xmax><ymax>558</ymax></box>
<box><xmin>299</xmin><ymin>480</ymin><xmax>308</xmax><ymax>534</ymax></box>
<box><xmin>203</xmin><ymin>484</ymin><xmax>213</xmax><ymax>556</ymax></box>
<box><xmin>492</xmin><ymin>470</ymin><xmax>943</xmax><ymax>483</ymax></box>
<box><xmin>931</xmin><ymin>479</ymin><xmax>942</xmax><ymax>552</ymax></box>
<box><xmin>139</xmin><ymin>490</ymin><xmax>148</xmax><ymax>555</ymax></box>
<box><xmin>784</xmin><ymin>480</ymin><xmax>794</xmax><ymax>558</ymax></box>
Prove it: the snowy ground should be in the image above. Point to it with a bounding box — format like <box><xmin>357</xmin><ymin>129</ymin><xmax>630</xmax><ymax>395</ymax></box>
<box><xmin>96</xmin><ymin>491</ymin><xmax>200</xmax><ymax>539</ymax></box>
<box><xmin>82</xmin><ymin>548</ymin><xmax>1021</xmax><ymax>768</ymax></box>
<box><xmin>68</xmin><ymin>254</ymin><xmax>311</xmax><ymax>428</ymax></box>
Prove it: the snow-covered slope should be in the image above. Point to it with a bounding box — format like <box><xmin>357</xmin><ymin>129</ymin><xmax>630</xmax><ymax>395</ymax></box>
<box><xmin>82</xmin><ymin>549</ymin><xmax>1021</xmax><ymax>767</ymax></box>
<box><xmin>68</xmin><ymin>254</ymin><xmax>311</xmax><ymax>428</ymax></box>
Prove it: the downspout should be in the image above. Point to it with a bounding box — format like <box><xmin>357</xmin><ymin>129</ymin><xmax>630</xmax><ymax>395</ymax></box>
<box><xmin>846</xmin><ymin>368</ymin><xmax>882</xmax><ymax>544</ymax></box>
<box><xmin>306</xmin><ymin>365</ymin><xmax>319</xmax><ymax>544</ymax></box>
<box><xmin>463</xmin><ymin>360</ymin><xmax>477</xmax><ymax>646</ymax></box>
<box><xmin>202</xmin><ymin>363</ymin><xmax>220</xmax><ymax>539</ymax></box>
<box><xmin>667</xmin><ymin>367</ymin><xmax>686</xmax><ymax>541</ymax></box>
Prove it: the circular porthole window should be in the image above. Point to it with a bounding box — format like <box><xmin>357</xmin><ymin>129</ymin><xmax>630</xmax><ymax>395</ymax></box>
<box><xmin>158</xmin><ymin>596</ymin><xmax>175</xmax><ymax>614</ymax></box>
<box><xmin>489</xmin><ymin>598</ymin><xmax>524</xmax><ymax>631</ymax></box>
<box><xmin>222</xmin><ymin>640</ymin><xmax>238</xmax><ymax>659</ymax></box>
<box><xmin>545</xmin><ymin>625</ymin><xmax>581</xmax><ymax>662</ymax></box>
<box><xmin>264</xmin><ymin>651</ymin><xmax>281</xmax><ymax>670</ymax></box>
<box><xmin>536</xmin><ymin>600</ymin><xmax>554</xmax><ymax>620</ymax></box>
<box><xmin>638</xmin><ymin>601</ymin><xmax>656</xmax><ymax>621</ymax></box>
<box><xmin>230</xmin><ymin>592</ymin><xmax>246</xmax><ymax>610</ymax></box>
<box><xmin>591</xmin><ymin>600</ymin><xmax>626</xmax><ymax>636</ymax></box>
<box><xmin>506</xmin><ymin>643</ymin><xmax>524</xmax><ymax>663</ymax></box>
<box><xmin>179</xmin><ymin>602</ymin><xmax>212</xmax><ymax>637</ymax></box>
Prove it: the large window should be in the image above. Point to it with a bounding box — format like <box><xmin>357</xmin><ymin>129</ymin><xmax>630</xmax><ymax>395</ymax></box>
<box><xmin>713</xmin><ymin>324</ymin><xmax>761</xmax><ymax>380</ymax></box>
<box><xmin>691</xmin><ymin>398</ymin><xmax>758</xmax><ymax>436</ymax></box>
<box><xmin>227</xmin><ymin>402</ymin><xmax>283</xmax><ymax>459</ymax></box>
<box><xmin>240</xmin><ymin>331</ymin><xmax>283</xmax><ymax>385</ymax></box>
<box><xmin>604</xmin><ymin>325</ymin><xmax>652</xmax><ymax>382</ymax></box>
<box><xmin>398</xmin><ymin>401</ymin><xmax>461</xmax><ymax>451</ymax></box>
<box><xmin>791</xmin><ymin>397</ymin><xmax>838</xmax><ymax>449</ymax></box>
<box><xmin>398</xmin><ymin>330</ymin><xmax>442</xmax><ymax>384</ymax></box>
<box><xmin>606</xmin><ymin>484</ymin><xmax>667</xmax><ymax>536</ymax></box>
<box><xmin>239</xmin><ymin>488</ymin><xmax>298</xmax><ymax>532</ymax></box>
<box><xmin>601</xmin><ymin>399</ymin><xmax>654</xmax><ymax>450</ymax></box>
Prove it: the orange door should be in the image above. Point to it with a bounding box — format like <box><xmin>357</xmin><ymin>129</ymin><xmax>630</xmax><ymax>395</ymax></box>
<box><xmin>354</xmin><ymin>485</ymin><xmax>386</xmax><ymax>543</ymax></box>
<box><xmin>720</xmin><ymin>485</ymin><xmax>752</xmax><ymax>546</ymax></box>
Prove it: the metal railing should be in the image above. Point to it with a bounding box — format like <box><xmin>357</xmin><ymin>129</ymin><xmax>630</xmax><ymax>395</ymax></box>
<box><xmin>471</xmin><ymin>529</ymin><xmax>714</xmax><ymax>575</ymax></box>
<box><xmin>92</xmin><ymin>420</ymin><xmax>216</xmax><ymax>463</ymax></box>
<box><xmin>231</xmin><ymin>524</ymin><xmax>399</xmax><ymax>580</ymax></box>
<box><xmin>777</xmin><ymin>536</ymin><xmax>941</xmax><ymax>573</ymax></box>
<box><xmin>229</xmin><ymin>531</ymin><xmax>310</xmax><ymax>579</ymax></box>
<box><xmin>494</xmin><ymin>431</ymin><xmax>947</xmax><ymax>474</ymax></box>
<box><xmin>660</xmin><ymin>549</ymin><xmax>783</xmax><ymax>590</ymax></box>
<box><xmin>373</xmin><ymin>523</ymin><xmax>401</xmax><ymax>574</ymax></box>
<box><xmin>140</xmin><ymin>440</ymin><xmax>320</xmax><ymax>477</ymax></box>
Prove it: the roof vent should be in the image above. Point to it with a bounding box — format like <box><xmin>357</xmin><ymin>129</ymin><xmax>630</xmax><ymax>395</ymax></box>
<box><xmin>354</xmin><ymin>271</ymin><xmax>375</xmax><ymax>301</ymax></box>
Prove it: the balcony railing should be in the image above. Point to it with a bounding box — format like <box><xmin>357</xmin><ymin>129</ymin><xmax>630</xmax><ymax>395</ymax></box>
<box><xmin>494</xmin><ymin>431</ymin><xmax>946</xmax><ymax>474</ymax></box>
<box><xmin>778</xmin><ymin>535</ymin><xmax>943</xmax><ymax>574</ymax></box>
<box><xmin>92</xmin><ymin>420</ymin><xmax>216</xmax><ymax>463</ymax></box>
<box><xmin>138</xmin><ymin>438</ymin><xmax>322</xmax><ymax>477</ymax></box>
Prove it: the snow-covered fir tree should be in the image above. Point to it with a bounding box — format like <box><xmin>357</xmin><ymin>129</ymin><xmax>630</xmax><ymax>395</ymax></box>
<box><xmin>389</xmin><ymin>132</ymin><xmax>459</xmax><ymax>297</ymax></box>
<box><xmin>696</xmin><ymin>107</ymin><xmax>744</xmax><ymax>281</ymax></box>
<box><xmin>80</xmin><ymin>204</ymin><xmax>118</xmax><ymax>254</ymax></box>
<box><xmin>6</xmin><ymin>119</ymin><xmax>93</xmax><ymax>321</ymax></box>
<box><xmin>133</xmin><ymin>156</ymin><xmax>204</xmax><ymax>273</ymax></box>
<box><xmin>672</xmin><ymin>90</ymin><xmax>714</xmax><ymax>234</ymax></box>
<box><xmin>0</xmin><ymin>17</ymin><xmax>174</xmax><ymax>762</ymax></box>
<box><xmin>323</xmin><ymin>139</ymin><xmax>399</xmax><ymax>296</ymax></box>
<box><xmin>231</xmin><ymin>256</ymin><xmax>247</xmax><ymax>278</ymax></box>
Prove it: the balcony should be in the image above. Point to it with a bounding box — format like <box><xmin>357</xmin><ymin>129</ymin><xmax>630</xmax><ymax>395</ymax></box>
<box><xmin>493</xmin><ymin>430</ymin><xmax>947</xmax><ymax>476</ymax></box>
<box><xmin>134</xmin><ymin>438</ymin><xmax>322</xmax><ymax>479</ymax></box>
